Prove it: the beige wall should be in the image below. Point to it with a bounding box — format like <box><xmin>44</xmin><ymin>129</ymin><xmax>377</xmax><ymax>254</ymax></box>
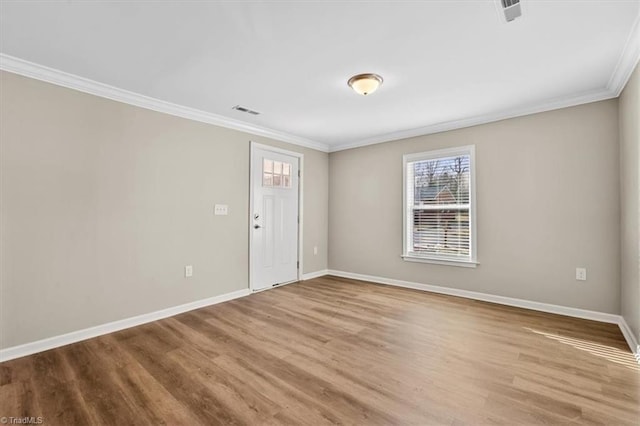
<box><xmin>0</xmin><ymin>67</ymin><xmax>631</xmax><ymax>350</ymax></box>
<box><xmin>329</xmin><ymin>100</ymin><xmax>621</xmax><ymax>314</ymax></box>
<box><xmin>0</xmin><ymin>71</ymin><xmax>328</xmax><ymax>349</ymax></box>
<box><xmin>620</xmin><ymin>62</ymin><xmax>640</xmax><ymax>345</ymax></box>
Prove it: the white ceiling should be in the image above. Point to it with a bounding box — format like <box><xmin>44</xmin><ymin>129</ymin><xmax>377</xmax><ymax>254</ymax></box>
<box><xmin>1</xmin><ymin>1</ymin><xmax>639</xmax><ymax>152</ymax></box>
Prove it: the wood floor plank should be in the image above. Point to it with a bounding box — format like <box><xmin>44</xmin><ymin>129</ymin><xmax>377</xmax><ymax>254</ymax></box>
<box><xmin>120</xmin><ymin>331</ymin><xmax>242</xmax><ymax>425</ymax></box>
<box><xmin>211</xmin><ymin>354</ymin><xmax>348</xmax><ymax>426</ymax></box>
<box><xmin>0</xmin><ymin>276</ymin><xmax>638</xmax><ymax>425</ymax></box>
<box><xmin>27</xmin><ymin>352</ymin><xmax>94</xmax><ymax>425</ymax></box>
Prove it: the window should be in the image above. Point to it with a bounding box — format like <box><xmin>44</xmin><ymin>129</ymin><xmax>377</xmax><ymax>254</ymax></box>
<box><xmin>403</xmin><ymin>145</ymin><xmax>477</xmax><ymax>267</ymax></box>
<box><xmin>263</xmin><ymin>159</ymin><xmax>292</xmax><ymax>188</ymax></box>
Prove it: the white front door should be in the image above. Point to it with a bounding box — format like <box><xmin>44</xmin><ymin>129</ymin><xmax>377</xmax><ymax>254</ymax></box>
<box><xmin>251</xmin><ymin>145</ymin><xmax>300</xmax><ymax>291</ymax></box>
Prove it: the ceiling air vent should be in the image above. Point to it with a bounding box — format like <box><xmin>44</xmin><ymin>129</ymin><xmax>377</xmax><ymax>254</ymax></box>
<box><xmin>500</xmin><ymin>0</ymin><xmax>522</xmax><ymax>22</ymax></box>
<box><xmin>232</xmin><ymin>105</ymin><xmax>260</xmax><ymax>115</ymax></box>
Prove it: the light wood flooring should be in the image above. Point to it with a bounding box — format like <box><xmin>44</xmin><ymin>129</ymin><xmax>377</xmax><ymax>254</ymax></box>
<box><xmin>1</xmin><ymin>276</ymin><xmax>638</xmax><ymax>425</ymax></box>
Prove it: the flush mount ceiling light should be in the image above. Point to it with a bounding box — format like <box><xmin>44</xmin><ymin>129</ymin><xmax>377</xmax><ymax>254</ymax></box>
<box><xmin>348</xmin><ymin>73</ymin><xmax>383</xmax><ymax>96</ymax></box>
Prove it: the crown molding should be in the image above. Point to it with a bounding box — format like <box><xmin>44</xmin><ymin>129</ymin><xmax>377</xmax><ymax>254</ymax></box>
<box><xmin>607</xmin><ymin>12</ymin><xmax>640</xmax><ymax>96</ymax></box>
<box><xmin>328</xmin><ymin>87</ymin><xmax>616</xmax><ymax>152</ymax></box>
<box><xmin>3</xmin><ymin>9</ymin><xmax>638</xmax><ymax>157</ymax></box>
<box><xmin>0</xmin><ymin>54</ymin><xmax>330</xmax><ymax>153</ymax></box>
<box><xmin>329</xmin><ymin>11</ymin><xmax>640</xmax><ymax>153</ymax></box>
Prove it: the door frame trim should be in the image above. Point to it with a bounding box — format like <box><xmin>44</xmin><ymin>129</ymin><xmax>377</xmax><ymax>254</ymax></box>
<box><xmin>249</xmin><ymin>141</ymin><xmax>304</xmax><ymax>292</ymax></box>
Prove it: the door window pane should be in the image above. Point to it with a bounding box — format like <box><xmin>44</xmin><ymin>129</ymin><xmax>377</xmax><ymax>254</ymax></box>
<box><xmin>262</xmin><ymin>158</ymin><xmax>293</xmax><ymax>188</ymax></box>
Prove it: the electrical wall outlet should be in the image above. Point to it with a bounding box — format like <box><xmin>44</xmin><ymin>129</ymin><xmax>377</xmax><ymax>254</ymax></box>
<box><xmin>214</xmin><ymin>204</ymin><xmax>228</xmax><ymax>215</ymax></box>
<box><xmin>575</xmin><ymin>267</ymin><xmax>587</xmax><ymax>281</ymax></box>
<box><xmin>185</xmin><ymin>265</ymin><xmax>193</xmax><ymax>278</ymax></box>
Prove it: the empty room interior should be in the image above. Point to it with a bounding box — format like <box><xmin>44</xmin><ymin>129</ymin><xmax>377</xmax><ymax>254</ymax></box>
<box><xmin>1</xmin><ymin>1</ymin><xmax>640</xmax><ymax>425</ymax></box>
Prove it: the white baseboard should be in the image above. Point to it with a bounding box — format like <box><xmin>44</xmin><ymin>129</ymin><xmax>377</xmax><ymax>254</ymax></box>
<box><xmin>327</xmin><ymin>269</ymin><xmax>640</xmax><ymax>360</ymax></box>
<box><xmin>618</xmin><ymin>317</ymin><xmax>640</xmax><ymax>362</ymax></box>
<box><xmin>302</xmin><ymin>264</ymin><xmax>640</xmax><ymax>362</ymax></box>
<box><xmin>0</xmin><ymin>288</ymin><xmax>251</xmax><ymax>363</ymax></box>
<box><xmin>301</xmin><ymin>269</ymin><xmax>330</xmax><ymax>280</ymax></box>
<box><xmin>328</xmin><ymin>269</ymin><xmax>620</xmax><ymax>323</ymax></box>
<box><xmin>3</xmin><ymin>271</ymin><xmax>637</xmax><ymax>363</ymax></box>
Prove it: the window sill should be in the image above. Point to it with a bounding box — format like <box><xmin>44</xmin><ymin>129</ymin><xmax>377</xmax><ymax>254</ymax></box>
<box><xmin>401</xmin><ymin>255</ymin><xmax>479</xmax><ymax>268</ymax></box>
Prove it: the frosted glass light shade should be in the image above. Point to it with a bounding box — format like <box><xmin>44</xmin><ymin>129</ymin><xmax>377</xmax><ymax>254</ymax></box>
<box><xmin>348</xmin><ymin>73</ymin><xmax>383</xmax><ymax>96</ymax></box>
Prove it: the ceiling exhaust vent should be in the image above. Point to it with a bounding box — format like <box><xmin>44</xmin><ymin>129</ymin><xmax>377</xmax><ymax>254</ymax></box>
<box><xmin>500</xmin><ymin>0</ymin><xmax>522</xmax><ymax>22</ymax></box>
<box><xmin>232</xmin><ymin>105</ymin><xmax>261</xmax><ymax>115</ymax></box>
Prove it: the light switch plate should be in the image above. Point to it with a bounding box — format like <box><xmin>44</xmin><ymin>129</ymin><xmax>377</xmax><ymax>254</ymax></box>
<box><xmin>185</xmin><ymin>265</ymin><xmax>193</xmax><ymax>278</ymax></box>
<box><xmin>214</xmin><ymin>204</ymin><xmax>228</xmax><ymax>215</ymax></box>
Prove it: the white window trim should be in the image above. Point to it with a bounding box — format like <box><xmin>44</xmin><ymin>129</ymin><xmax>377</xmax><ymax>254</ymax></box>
<box><xmin>402</xmin><ymin>145</ymin><xmax>478</xmax><ymax>268</ymax></box>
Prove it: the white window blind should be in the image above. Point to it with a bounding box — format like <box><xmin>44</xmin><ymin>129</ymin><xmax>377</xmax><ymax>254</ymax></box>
<box><xmin>403</xmin><ymin>146</ymin><xmax>477</xmax><ymax>266</ymax></box>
